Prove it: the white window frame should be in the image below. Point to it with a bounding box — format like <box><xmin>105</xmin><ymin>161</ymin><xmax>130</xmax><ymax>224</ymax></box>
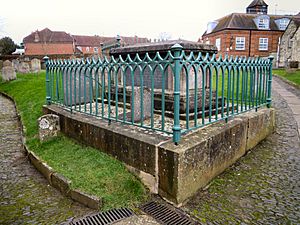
<box><xmin>258</xmin><ymin>18</ymin><xmax>269</xmax><ymax>29</ymax></box>
<box><xmin>93</xmin><ymin>47</ymin><xmax>98</xmax><ymax>53</ymax></box>
<box><xmin>235</xmin><ymin>37</ymin><xmax>245</xmax><ymax>50</ymax></box>
<box><xmin>86</xmin><ymin>47</ymin><xmax>90</xmax><ymax>52</ymax></box>
<box><xmin>215</xmin><ymin>38</ymin><xmax>221</xmax><ymax>51</ymax></box>
<box><xmin>279</xmin><ymin>19</ymin><xmax>289</xmax><ymax>30</ymax></box>
<box><xmin>259</xmin><ymin>38</ymin><xmax>268</xmax><ymax>51</ymax></box>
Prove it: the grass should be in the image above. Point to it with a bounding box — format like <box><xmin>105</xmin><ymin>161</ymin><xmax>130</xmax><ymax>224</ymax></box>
<box><xmin>0</xmin><ymin>72</ymin><xmax>148</xmax><ymax>210</ymax></box>
<box><xmin>273</xmin><ymin>69</ymin><xmax>300</xmax><ymax>86</ymax></box>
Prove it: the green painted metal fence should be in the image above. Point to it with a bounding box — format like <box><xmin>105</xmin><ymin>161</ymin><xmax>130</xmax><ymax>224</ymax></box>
<box><xmin>44</xmin><ymin>44</ymin><xmax>274</xmax><ymax>144</ymax></box>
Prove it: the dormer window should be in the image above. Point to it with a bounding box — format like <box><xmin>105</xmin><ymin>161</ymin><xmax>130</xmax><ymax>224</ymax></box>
<box><xmin>258</xmin><ymin>18</ymin><xmax>269</xmax><ymax>29</ymax></box>
<box><xmin>276</xmin><ymin>18</ymin><xmax>290</xmax><ymax>30</ymax></box>
<box><xmin>254</xmin><ymin>15</ymin><xmax>270</xmax><ymax>29</ymax></box>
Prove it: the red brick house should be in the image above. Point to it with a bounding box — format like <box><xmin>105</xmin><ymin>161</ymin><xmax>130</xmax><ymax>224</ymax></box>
<box><xmin>201</xmin><ymin>0</ymin><xmax>294</xmax><ymax>58</ymax></box>
<box><xmin>23</xmin><ymin>28</ymin><xmax>74</xmax><ymax>57</ymax></box>
<box><xmin>23</xmin><ymin>28</ymin><xmax>150</xmax><ymax>58</ymax></box>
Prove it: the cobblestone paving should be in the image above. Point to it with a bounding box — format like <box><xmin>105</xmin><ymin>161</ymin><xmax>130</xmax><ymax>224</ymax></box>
<box><xmin>0</xmin><ymin>95</ymin><xmax>93</xmax><ymax>225</ymax></box>
<box><xmin>184</xmin><ymin>81</ymin><xmax>300</xmax><ymax>224</ymax></box>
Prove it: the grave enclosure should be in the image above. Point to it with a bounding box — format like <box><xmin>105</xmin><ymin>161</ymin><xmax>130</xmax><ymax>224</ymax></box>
<box><xmin>43</xmin><ymin>41</ymin><xmax>275</xmax><ymax>204</ymax></box>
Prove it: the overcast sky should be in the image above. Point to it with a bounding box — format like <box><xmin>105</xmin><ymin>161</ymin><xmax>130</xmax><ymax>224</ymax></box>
<box><xmin>0</xmin><ymin>0</ymin><xmax>299</xmax><ymax>44</ymax></box>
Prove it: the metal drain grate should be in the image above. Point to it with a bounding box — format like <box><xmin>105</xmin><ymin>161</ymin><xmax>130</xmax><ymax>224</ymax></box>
<box><xmin>67</xmin><ymin>208</ymin><xmax>134</xmax><ymax>225</ymax></box>
<box><xmin>141</xmin><ymin>201</ymin><xmax>197</xmax><ymax>225</ymax></box>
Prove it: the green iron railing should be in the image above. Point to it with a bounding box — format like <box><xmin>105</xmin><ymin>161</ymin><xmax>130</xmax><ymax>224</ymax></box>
<box><xmin>44</xmin><ymin>44</ymin><xmax>274</xmax><ymax>144</ymax></box>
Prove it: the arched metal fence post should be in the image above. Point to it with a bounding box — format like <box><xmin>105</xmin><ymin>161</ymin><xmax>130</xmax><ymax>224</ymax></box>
<box><xmin>171</xmin><ymin>44</ymin><xmax>183</xmax><ymax>144</ymax></box>
<box><xmin>44</xmin><ymin>56</ymin><xmax>51</xmax><ymax>105</ymax></box>
<box><xmin>267</xmin><ymin>55</ymin><xmax>274</xmax><ymax>108</ymax></box>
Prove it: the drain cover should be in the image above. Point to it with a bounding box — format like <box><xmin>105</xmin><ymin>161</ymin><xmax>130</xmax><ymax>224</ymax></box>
<box><xmin>67</xmin><ymin>208</ymin><xmax>134</xmax><ymax>225</ymax></box>
<box><xmin>141</xmin><ymin>201</ymin><xmax>198</xmax><ymax>225</ymax></box>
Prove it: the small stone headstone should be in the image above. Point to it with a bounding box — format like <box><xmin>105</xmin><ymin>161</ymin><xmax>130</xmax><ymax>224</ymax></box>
<box><xmin>18</xmin><ymin>62</ymin><xmax>30</xmax><ymax>74</ymax></box>
<box><xmin>31</xmin><ymin>58</ymin><xmax>41</xmax><ymax>73</ymax></box>
<box><xmin>12</xmin><ymin>59</ymin><xmax>20</xmax><ymax>72</ymax></box>
<box><xmin>1</xmin><ymin>66</ymin><xmax>16</xmax><ymax>82</ymax></box>
<box><xmin>38</xmin><ymin>114</ymin><xmax>60</xmax><ymax>142</ymax></box>
<box><xmin>121</xmin><ymin>87</ymin><xmax>151</xmax><ymax>122</ymax></box>
<box><xmin>3</xmin><ymin>60</ymin><xmax>12</xmax><ymax>67</ymax></box>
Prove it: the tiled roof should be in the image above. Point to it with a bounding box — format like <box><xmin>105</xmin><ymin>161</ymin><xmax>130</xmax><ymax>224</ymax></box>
<box><xmin>204</xmin><ymin>13</ymin><xmax>294</xmax><ymax>35</ymax></box>
<box><xmin>23</xmin><ymin>28</ymin><xmax>73</xmax><ymax>43</ymax></box>
<box><xmin>247</xmin><ymin>0</ymin><xmax>268</xmax><ymax>8</ymax></box>
<box><xmin>73</xmin><ymin>35</ymin><xmax>112</xmax><ymax>46</ymax></box>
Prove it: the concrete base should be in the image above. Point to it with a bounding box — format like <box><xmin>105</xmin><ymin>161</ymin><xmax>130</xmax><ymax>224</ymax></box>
<box><xmin>43</xmin><ymin>104</ymin><xmax>275</xmax><ymax>205</ymax></box>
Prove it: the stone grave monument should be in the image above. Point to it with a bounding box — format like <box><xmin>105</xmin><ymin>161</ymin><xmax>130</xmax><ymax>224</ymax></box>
<box><xmin>1</xmin><ymin>60</ymin><xmax>16</xmax><ymax>81</ymax></box>
<box><xmin>31</xmin><ymin>58</ymin><xmax>41</xmax><ymax>73</ymax></box>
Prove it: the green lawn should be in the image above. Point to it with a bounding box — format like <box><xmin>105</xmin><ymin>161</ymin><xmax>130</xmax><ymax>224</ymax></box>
<box><xmin>0</xmin><ymin>72</ymin><xmax>148</xmax><ymax>210</ymax></box>
<box><xmin>273</xmin><ymin>69</ymin><xmax>300</xmax><ymax>86</ymax></box>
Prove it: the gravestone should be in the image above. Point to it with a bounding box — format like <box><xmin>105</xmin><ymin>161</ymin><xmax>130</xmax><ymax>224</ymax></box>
<box><xmin>1</xmin><ymin>65</ymin><xmax>16</xmax><ymax>81</ymax></box>
<box><xmin>31</xmin><ymin>58</ymin><xmax>41</xmax><ymax>73</ymax></box>
<box><xmin>3</xmin><ymin>60</ymin><xmax>12</xmax><ymax>67</ymax></box>
<box><xmin>38</xmin><ymin>114</ymin><xmax>60</xmax><ymax>142</ymax></box>
<box><xmin>12</xmin><ymin>59</ymin><xmax>20</xmax><ymax>72</ymax></box>
<box><xmin>18</xmin><ymin>62</ymin><xmax>30</xmax><ymax>73</ymax></box>
<box><xmin>120</xmin><ymin>87</ymin><xmax>151</xmax><ymax>122</ymax></box>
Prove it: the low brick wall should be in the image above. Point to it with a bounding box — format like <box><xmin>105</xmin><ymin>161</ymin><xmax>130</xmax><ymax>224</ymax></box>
<box><xmin>43</xmin><ymin>104</ymin><xmax>275</xmax><ymax>205</ymax></box>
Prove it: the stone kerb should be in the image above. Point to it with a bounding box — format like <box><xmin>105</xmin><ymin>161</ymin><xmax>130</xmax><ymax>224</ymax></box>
<box><xmin>1</xmin><ymin>60</ymin><xmax>16</xmax><ymax>82</ymax></box>
<box><xmin>38</xmin><ymin>114</ymin><xmax>60</xmax><ymax>142</ymax></box>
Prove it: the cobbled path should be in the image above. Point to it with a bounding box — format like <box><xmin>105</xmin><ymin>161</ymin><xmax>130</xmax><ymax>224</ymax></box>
<box><xmin>185</xmin><ymin>77</ymin><xmax>300</xmax><ymax>224</ymax></box>
<box><xmin>0</xmin><ymin>95</ymin><xmax>93</xmax><ymax>225</ymax></box>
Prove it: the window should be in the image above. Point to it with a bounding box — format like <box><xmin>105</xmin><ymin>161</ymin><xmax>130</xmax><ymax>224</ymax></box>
<box><xmin>94</xmin><ymin>47</ymin><xmax>98</xmax><ymax>53</ymax></box>
<box><xmin>279</xmin><ymin>19</ymin><xmax>290</xmax><ymax>30</ymax></box>
<box><xmin>258</xmin><ymin>18</ymin><xmax>269</xmax><ymax>29</ymax></box>
<box><xmin>235</xmin><ymin>37</ymin><xmax>245</xmax><ymax>50</ymax></box>
<box><xmin>215</xmin><ymin>38</ymin><xmax>221</xmax><ymax>51</ymax></box>
<box><xmin>86</xmin><ymin>47</ymin><xmax>90</xmax><ymax>52</ymax></box>
<box><xmin>259</xmin><ymin>38</ymin><xmax>268</xmax><ymax>50</ymax></box>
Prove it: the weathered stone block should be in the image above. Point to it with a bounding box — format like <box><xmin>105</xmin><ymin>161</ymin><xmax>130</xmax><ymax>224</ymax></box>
<box><xmin>38</xmin><ymin>114</ymin><xmax>60</xmax><ymax>142</ymax></box>
<box><xmin>158</xmin><ymin>118</ymin><xmax>248</xmax><ymax>205</ymax></box>
<box><xmin>51</xmin><ymin>173</ymin><xmax>71</xmax><ymax>196</ymax></box>
<box><xmin>239</xmin><ymin>108</ymin><xmax>275</xmax><ymax>151</ymax></box>
<box><xmin>70</xmin><ymin>189</ymin><xmax>102</xmax><ymax>209</ymax></box>
<box><xmin>1</xmin><ymin>66</ymin><xmax>16</xmax><ymax>81</ymax></box>
<box><xmin>28</xmin><ymin>151</ymin><xmax>53</xmax><ymax>184</ymax></box>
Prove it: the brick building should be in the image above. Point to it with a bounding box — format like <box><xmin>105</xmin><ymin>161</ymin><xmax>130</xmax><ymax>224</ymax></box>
<box><xmin>201</xmin><ymin>0</ymin><xmax>294</xmax><ymax>58</ymax></box>
<box><xmin>23</xmin><ymin>28</ymin><xmax>74</xmax><ymax>57</ymax></box>
<box><xmin>23</xmin><ymin>28</ymin><xmax>150</xmax><ymax>58</ymax></box>
<box><xmin>278</xmin><ymin>15</ymin><xmax>300</xmax><ymax>68</ymax></box>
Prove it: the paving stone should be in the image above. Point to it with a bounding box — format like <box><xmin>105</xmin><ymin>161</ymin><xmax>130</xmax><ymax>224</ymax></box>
<box><xmin>184</xmin><ymin>77</ymin><xmax>300</xmax><ymax>224</ymax></box>
<box><xmin>0</xmin><ymin>94</ymin><xmax>94</xmax><ymax>224</ymax></box>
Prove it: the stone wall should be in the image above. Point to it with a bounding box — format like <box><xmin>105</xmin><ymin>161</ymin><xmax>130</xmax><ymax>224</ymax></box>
<box><xmin>43</xmin><ymin>103</ymin><xmax>275</xmax><ymax>205</ymax></box>
<box><xmin>278</xmin><ymin>20</ymin><xmax>300</xmax><ymax>68</ymax></box>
